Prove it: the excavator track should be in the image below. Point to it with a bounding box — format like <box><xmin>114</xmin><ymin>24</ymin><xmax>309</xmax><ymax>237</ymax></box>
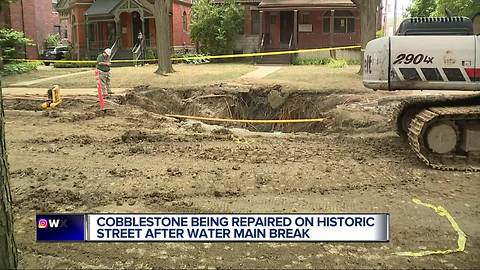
<box><xmin>393</xmin><ymin>93</ymin><xmax>480</xmax><ymax>171</ymax></box>
<box><xmin>407</xmin><ymin>105</ymin><xmax>480</xmax><ymax>171</ymax></box>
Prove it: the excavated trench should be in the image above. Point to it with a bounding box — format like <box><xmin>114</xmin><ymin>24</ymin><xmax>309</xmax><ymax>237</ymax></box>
<box><xmin>124</xmin><ymin>85</ymin><xmax>391</xmax><ymax>133</ymax></box>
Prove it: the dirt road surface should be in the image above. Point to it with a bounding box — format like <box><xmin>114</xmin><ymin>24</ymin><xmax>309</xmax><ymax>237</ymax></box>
<box><xmin>4</xmin><ymin>85</ymin><xmax>479</xmax><ymax>269</ymax></box>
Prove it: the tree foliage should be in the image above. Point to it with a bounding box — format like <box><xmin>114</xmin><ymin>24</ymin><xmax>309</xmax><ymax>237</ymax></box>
<box><xmin>407</xmin><ymin>0</ymin><xmax>480</xmax><ymax>18</ymax></box>
<box><xmin>406</xmin><ymin>0</ymin><xmax>437</xmax><ymax>17</ymax></box>
<box><xmin>190</xmin><ymin>0</ymin><xmax>244</xmax><ymax>55</ymax></box>
<box><xmin>433</xmin><ymin>0</ymin><xmax>480</xmax><ymax>18</ymax></box>
<box><xmin>0</xmin><ymin>0</ymin><xmax>13</xmax><ymax>11</ymax></box>
<box><xmin>0</xmin><ymin>28</ymin><xmax>33</xmax><ymax>59</ymax></box>
<box><xmin>45</xmin><ymin>33</ymin><xmax>61</xmax><ymax>47</ymax></box>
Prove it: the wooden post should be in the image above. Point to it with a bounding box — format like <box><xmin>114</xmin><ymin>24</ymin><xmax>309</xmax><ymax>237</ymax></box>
<box><xmin>293</xmin><ymin>10</ymin><xmax>298</xmax><ymax>49</ymax></box>
<box><xmin>0</xmin><ymin>81</ymin><xmax>18</xmax><ymax>269</ymax></box>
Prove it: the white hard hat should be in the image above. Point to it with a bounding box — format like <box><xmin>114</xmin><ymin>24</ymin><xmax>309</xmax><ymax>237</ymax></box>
<box><xmin>104</xmin><ymin>48</ymin><xmax>112</xmax><ymax>56</ymax></box>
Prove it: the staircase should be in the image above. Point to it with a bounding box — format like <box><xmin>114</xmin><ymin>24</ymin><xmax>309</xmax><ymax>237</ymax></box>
<box><xmin>256</xmin><ymin>34</ymin><xmax>294</xmax><ymax>65</ymax></box>
<box><xmin>257</xmin><ymin>48</ymin><xmax>293</xmax><ymax>64</ymax></box>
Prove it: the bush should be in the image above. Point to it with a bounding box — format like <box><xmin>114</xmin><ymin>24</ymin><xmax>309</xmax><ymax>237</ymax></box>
<box><xmin>292</xmin><ymin>57</ymin><xmax>331</xmax><ymax>65</ymax></box>
<box><xmin>0</xmin><ymin>28</ymin><xmax>34</xmax><ymax>60</ymax></box>
<box><xmin>1</xmin><ymin>61</ymin><xmax>41</xmax><ymax>76</ymax></box>
<box><xmin>327</xmin><ymin>58</ymin><xmax>348</xmax><ymax>68</ymax></box>
<box><xmin>53</xmin><ymin>61</ymin><xmax>96</xmax><ymax>68</ymax></box>
<box><xmin>172</xmin><ymin>53</ymin><xmax>210</xmax><ymax>64</ymax></box>
<box><xmin>376</xmin><ymin>29</ymin><xmax>384</xmax><ymax>38</ymax></box>
<box><xmin>45</xmin><ymin>34</ymin><xmax>61</xmax><ymax>47</ymax></box>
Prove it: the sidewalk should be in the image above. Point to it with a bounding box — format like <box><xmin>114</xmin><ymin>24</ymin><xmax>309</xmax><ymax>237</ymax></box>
<box><xmin>2</xmin><ymin>87</ymin><xmax>127</xmax><ymax>96</ymax></box>
<box><xmin>8</xmin><ymin>69</ymin><xmax>94</xmax><ymax>87</ymax></box>
<box><xmin>239</xmin><ymin>65</ymin><xmax>284</xmax><ymax>80</ymax></box>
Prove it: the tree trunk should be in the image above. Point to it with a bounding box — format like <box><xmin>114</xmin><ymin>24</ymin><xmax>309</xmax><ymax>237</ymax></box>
<box><xmin>0</xmin><ymin>81</ymin><xmax>18</xmax><ymax>269</ymax></box>
<box><xmin>153</xmin><ymin>0</ymin><xmax>174</xmax><ymax>75</ymax></box>
<box><xmin>353</xmin><ymin>0</ymin><xmax>380</xmax><ymax>74</ymax></box>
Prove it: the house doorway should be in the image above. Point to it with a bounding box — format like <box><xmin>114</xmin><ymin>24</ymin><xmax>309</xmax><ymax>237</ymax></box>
<box><xmin>132</xmin><ymin>11</ymin><xmax>142</xmax><ymax>45</ymax></box>
<box><xmin>280</xmin><ymin>11</ymin><xmax>293</xmax><ymax>45</ymax></box>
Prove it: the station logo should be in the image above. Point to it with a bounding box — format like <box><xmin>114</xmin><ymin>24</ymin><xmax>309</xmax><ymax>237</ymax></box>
<box><xmin>38</xmin><ymin>218</ymin><xmax>68</xmax><ymax>229</ymax></box>
<box><xmin>38</xmin><ymin>219</ymin><xmax>48</xmax><ymax>229</ymax></box>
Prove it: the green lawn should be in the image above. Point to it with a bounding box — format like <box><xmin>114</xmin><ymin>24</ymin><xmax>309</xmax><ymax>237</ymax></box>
<box><xmin>1</xmin><ymin>63</ymin><xmax>369</xmax><ymax>94</ymax></box>
<box><xmin>5</xmin><ymin>63</ymin><xmax>256</xmax><ymax>88</ymax></box>
<box><xmin>256</xmin><ymin>65</ymin><xmax>369</xmax><ymax>93</ymax></box>
<box><xmin>2</xmin><ymin>67</ymin><xmax>93</xmax><ymax>86</ymax></box>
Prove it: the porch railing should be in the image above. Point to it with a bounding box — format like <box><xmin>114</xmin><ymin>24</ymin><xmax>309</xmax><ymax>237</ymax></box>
<box><xmin>132</xmin><ymin>38</ymin><xmax>145</xmax><ymax>66</ymax></box>
<box><xmin>110</xmin><ymin>37</ymin><xmax>120</xmax><ymax>59</ymax></box>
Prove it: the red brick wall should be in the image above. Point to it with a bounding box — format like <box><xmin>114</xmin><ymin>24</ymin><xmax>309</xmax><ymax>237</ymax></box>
<box><xmin>245</xmin><ymin>8</ymin><xmax>361</xmax><ymax>50</ymax></box>
<box><xmin>244</xmin><ymin>6</ymin><xmax>252</xmax><ymax>35</ymax></box>
<box><xmin>297</xmin><ymin>9</ymin><xmax>361</xmax><ymax>48</ymax></box>
<box><xmin>172</xmin><ymin>1</ymin><xmax>192</xmax><ymax>46</ymax></box>
<box><xmin>0</xmin><ymin>0</ymin><xmax>65</xmax><ymax>59</ymax></box>
<box><xmin>71</xmin><ymin>5</ymin><xmax>89</xmax><ymax>57</ymax></box>
<box><xmin>119</xmin><ymin>12</ymin><xmax>133</xmax><ymax>48</ymax></box>
<box><xmin>35</xmin><ymin>0</ymin><xmax>61</xmax><ymax>54</ymax></box>
<box><xmin>148</xmin><ymin>19</ymin><xmax>156</xmax><ymax>47</ymax></box>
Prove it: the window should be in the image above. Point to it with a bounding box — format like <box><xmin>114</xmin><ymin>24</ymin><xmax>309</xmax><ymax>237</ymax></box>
<box><xmin>334</xmin><ymin>18</ymin><xmax>355</xmax><ymax>33</ymax></box>
<box><xmin>300</xmin><ymin>12</ymin><xmax>310</xmax><ymax>24</ymax></box>
<box><xmin>323</xmin><ymin>10</ymin><xmax>355</xmax><ymax>33</ymax></box>
<box><xmin>251</xmin><ymin>10</ymin><xmax>259</xmax><ymax>34</ymax></box>
<box><xmin>54</xmin><ymin>25</ymin><xmax>61</xmax><ymax>36</ymax></box>
<box><xmin>323</xmin><ymin>18</ymin><xmax>330</xmax><ymax>32</ymax></box>
<box><xmin>182</xmin><ymin>11</ymin><xmax>188</xmax><ymax>32</ymax></box>
<box><xmin>88</xmin><ymin>24</ymin><xmax>96</xmax><ymax>42</ymax></box>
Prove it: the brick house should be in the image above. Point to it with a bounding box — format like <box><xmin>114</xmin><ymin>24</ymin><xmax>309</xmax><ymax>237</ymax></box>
<box><xmin>55</xmin><ymin>0</ymin><xmax>193</xmax><ymax>59</ymax></box>
<box><xmin>0</xmin><ymin>0</ymin><xmax>69</xmax><ymax>59</ymax></box>
<box><xmin>223</xmin><ymin>0</ymin><xmax>372</xmax><ymax>54</ymax></box>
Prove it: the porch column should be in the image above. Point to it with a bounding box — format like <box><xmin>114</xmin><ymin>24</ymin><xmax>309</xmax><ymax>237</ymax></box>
<box><xmin>259</xmin><ymin>11</ymin><xmax>264</xmax><ymax>36</ymax></box>
<box><xmin>329</xmin><ymin>9</ymin><xmax>336</xmax><ymax>58</ymax></box>
<box><xmin>293</xmin><ymin>10</ymin><xmax>298</xmax><ymax>49</ymax></box>
<box><xmin>86</xmin><ymin>18</ymin><xmax>90</xmax><ymax>53</ymax></box>
<box><xmin>329</xmin><ymin>9</ymin><xmax>335</xmax><ymax>47</ymax></box>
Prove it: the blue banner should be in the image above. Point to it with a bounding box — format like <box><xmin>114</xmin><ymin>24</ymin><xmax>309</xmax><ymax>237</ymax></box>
<box><xmin>36</xmin><ymin>214</ymin><xmax>85</xmax><ymax>241</ymax></box>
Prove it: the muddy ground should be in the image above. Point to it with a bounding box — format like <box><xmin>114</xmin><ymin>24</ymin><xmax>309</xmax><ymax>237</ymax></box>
<box><xmin>4</xmin><ymin>84</ymin><xmax>480</xmax><ymax>269</ymax></box>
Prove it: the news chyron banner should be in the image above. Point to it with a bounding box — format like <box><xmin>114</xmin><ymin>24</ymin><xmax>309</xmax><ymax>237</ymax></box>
<box><xmin>37</xmin><ymin>213</ymin><xmax>389</xmax><ymax>242</ymax></box>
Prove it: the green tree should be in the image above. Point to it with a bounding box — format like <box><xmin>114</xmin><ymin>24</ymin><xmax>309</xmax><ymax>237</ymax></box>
<box><xmin>0</xmin><ymin>28</ymin><xmax>33</xmax><ymax>59</ymax></box>
<box><xmin>406</xmin><ymin>0</ymin><xmax>437</xmax><ymax>17</ymax></box>
<box><xmin>45</xmin><ymin>33</ymin><xmax>61</xmax><ymax>47</ymax></box>
<box><xmin>190</xmin><ymin>0</ymin><xmax>243</xmax><ymax>55</ymax></box>
<box><xmin>433</xmin><ymin>0</ymin><xmax>480</xmax><ymax>18</ymax></box>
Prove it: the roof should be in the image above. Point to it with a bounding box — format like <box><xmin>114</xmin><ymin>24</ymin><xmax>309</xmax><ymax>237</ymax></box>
<box><xmin>258</xmin><ymin>0</ymin><xmax>355</xmax><ymax>8</ymax></box>
<box><xmin>85</xmin><ymin>0</ymin><xmax>123</xmax><ymax>16</ymax></box>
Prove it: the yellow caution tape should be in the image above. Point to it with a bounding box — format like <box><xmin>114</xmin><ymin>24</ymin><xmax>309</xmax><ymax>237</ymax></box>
<box><xmin>166</xmin><ymin>114</ymin><xmax>326</xmax><ymax>124</ymax></box>
<box><xmin>394</xmin><ymin>198</ymin><xmax>467</xmax><ymax>257</ymax></box>
<box><xmin>4</xmin><ymin>45</ymin><xmax>360</xmax><ymax>63</ymax></box>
